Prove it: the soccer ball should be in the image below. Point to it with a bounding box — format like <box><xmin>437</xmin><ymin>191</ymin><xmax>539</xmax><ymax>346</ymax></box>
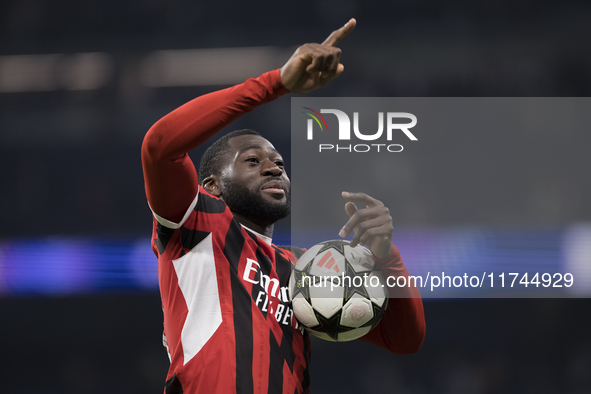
<box><xmin>289</xmin><ymin>240</ymin><xmax>389</xmax><ymax>342</ymax></box>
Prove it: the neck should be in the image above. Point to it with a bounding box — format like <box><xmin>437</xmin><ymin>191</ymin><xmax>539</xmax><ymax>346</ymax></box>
<box><xmin>233</xmin><ymin>213</ymin><xmax>274</xmax><ymax>238</ymax></box>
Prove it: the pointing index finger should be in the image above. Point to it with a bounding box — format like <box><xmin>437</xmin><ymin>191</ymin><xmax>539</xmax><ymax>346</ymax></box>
<box><xmin>322</xmin><ymin>18</ymin><xmax>356</xmax><ymax>47</ymax></box>
<box><xmin>342</xmin><ymin>191</ymin><xmax>384</xmax><ymax>208</ymax></box>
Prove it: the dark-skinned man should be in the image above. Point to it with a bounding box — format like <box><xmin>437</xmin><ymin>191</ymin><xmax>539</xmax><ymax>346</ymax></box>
<box><xmin>142</xmin><ymin>18</ymin><xmax>425</xmax><ymax>394</ymax></box>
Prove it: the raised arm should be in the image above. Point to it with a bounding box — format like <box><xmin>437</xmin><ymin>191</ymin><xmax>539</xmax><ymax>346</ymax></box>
<box><xmin>141</xmin><ymin>71</ymin><xmax>287</xmax><ymax>224</ymax></box>
<box><xmin>141</xmin><ymin>19</ymin><xmax>356</xmax><ymax>224</ymax></box>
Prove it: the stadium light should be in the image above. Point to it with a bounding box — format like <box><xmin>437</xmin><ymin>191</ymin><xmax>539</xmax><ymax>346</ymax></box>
<box><xmin>139</xmin><ymin>46</ymin><xmax>286</xmax><ymax>87</ymax></box>
<box><xmin>0</xmin><ymin>52</ymin><xmax>113</xmax><ymax>93</ymax></box>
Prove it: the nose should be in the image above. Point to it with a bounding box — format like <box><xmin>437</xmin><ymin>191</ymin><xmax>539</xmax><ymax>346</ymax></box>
<box><xmin>261</xmin><ymin>159</ymin><xmax>283</xmax><ymax>176</ymax></box>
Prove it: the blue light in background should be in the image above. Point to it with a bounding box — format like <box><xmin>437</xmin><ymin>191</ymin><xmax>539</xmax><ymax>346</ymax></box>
<box><xmin>0</xmin><ymin>238</ymin><xmax>157</xmax><ymax>295</ymax></box>
<box><xmin>1</xmin><ymin>225</ymin><xmax>590</xmax><ymax>297</ymax></box>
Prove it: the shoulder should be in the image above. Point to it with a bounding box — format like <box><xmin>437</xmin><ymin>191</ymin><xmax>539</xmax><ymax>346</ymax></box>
<box><xmin>152</xmin><ymin>187</ymin><xmax>233</xmax><ymax>256</ymax></box>
<box><xmin>193</xmin><ymin>188</ymin><xmax>228</xmax><ymax>215</ymax></box>
<box><xmin>151</xmin><ymin>186</ymin><xmax>228</xmax><ymax>231</ymax></box>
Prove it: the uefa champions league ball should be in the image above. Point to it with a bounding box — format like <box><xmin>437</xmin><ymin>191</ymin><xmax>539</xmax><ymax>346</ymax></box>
<box><xmin>289</xmin><ymin>240</ymin><xmax>389</xmax><ymax>342</ymax></box>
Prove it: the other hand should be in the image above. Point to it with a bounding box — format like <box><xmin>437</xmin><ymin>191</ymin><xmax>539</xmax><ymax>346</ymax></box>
<box><xmin>338</xmin><ymin>191</ymin><xmax>394</xmax><ymax>259</ymax></box>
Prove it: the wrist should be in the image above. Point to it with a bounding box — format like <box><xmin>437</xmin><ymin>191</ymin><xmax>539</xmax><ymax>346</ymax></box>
<box><xmin>269</xmin><ymin>69</ymin><xmax>290</xmax><ymax>96</ymax></box>
<box><xmin>372</xmin><ymin>243</ymin><xmax>401</xmax><ymax>269</ymax></box>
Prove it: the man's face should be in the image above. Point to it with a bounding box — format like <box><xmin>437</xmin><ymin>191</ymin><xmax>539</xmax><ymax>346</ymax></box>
<box><xmin>219</xmin><ymin>135</ymin><xmax>291</xmax><ymax>226</ymax></box>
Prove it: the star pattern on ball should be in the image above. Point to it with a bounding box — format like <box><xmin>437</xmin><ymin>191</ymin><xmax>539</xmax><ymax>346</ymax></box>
<box><xmin>289</xmin><ymin>238</ymin><xmax>391</xmax><ymax>342</ymax></box>
<box><xmin>317</xmin><ymin>240</ymin><xmax>348</xmax><ymax>255</ymax></box>
<box><xmin>343</xmin><ymin>261</ymin><xmax>371</xmax><ymax>303</ymax></box>
<box><xmin>290</xmin><ymin>260</ymin><xmax>314</xmax><ymax>301</ymax></box>
<box><xmin>311</xmin><ymin>310</ymin><xmax>344</xmax><ymax>341</ymax></box>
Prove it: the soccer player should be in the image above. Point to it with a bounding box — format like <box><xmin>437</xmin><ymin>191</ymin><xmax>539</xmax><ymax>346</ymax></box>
<box><xmin>142</xmin><ymin>18</ymin><xmax>425</xmax><ymax>394</ymax></box>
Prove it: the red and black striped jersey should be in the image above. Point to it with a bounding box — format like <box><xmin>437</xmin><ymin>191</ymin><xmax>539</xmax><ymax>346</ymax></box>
<box><xmin>151</xmin><ymin>187</ymin><xmax>311</xmax><ymax>394</ymax></box>
<box><xmin>142</xmin><ymin>68</ymin><xmax>426</xmax><ymax>394</ymax></box>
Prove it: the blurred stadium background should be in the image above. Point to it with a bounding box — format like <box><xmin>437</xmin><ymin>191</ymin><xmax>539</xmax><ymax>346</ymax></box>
<box><xmin>1</xmin><ymin>0</ymin><xmax>591</xmax><ymax>393</ymax></box>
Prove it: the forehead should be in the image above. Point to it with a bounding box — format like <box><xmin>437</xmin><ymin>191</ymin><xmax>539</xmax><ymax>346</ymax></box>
<box><xmin>228</xmin><ymin>135</ymin><xmax>281</xmax><ymax>156</ymax></box>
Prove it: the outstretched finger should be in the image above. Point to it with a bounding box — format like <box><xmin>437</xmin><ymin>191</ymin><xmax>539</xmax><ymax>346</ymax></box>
<box><xmin>342</xmin><ymin>191</ymin><xmax>384</xmax><ymax>208</ymax></box>
<box><xmin>339</xmin><ymin>201</ymin><xmax>358</xmax><ymax>238</ymax></box>
<box><xmin>344</xmin><ymin>201</ymin><xmax>357</xmax><ymax>218</ymax></box>
<box><xmin>322</xmin><ymin>18</ymin><xmax>356</xmax><ymax>47</ymax></box>
<box><xmin>339</xmin><ymin>205</ymin><xmax>389</xmax><ymax>239</ymax></box>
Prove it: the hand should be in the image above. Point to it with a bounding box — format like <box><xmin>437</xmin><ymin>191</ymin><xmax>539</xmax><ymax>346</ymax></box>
<box><xmin>338</xmin><ymin>191</ymin><xmax>394</xmax><ymax>259</ymax></box>
<box><xmin>280</xmin><ymin>18</ymin><xmax>356</xmax><ymax>94</ymax></box>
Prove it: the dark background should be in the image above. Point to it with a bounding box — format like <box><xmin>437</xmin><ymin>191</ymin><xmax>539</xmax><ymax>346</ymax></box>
<box><xmin>1</xmin><ymin>0</ymin><xmax>590</xmax><ymax>393</ymax></box>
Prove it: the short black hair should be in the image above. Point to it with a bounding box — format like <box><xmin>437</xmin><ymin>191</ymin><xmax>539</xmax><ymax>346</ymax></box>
<box><xmin>198</xmin><ymin>129</ymin><xmax>262</xmax><ymax>185</ymax></box>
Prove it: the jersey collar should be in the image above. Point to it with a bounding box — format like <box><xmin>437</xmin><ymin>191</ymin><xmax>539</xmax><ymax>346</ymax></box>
<box><xmin>241</xmin><ymin>224</ymin><xmax>272</xmax><ymax>246</ymax></box>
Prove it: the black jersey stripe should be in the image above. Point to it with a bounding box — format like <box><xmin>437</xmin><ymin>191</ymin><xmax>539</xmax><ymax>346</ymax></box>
<box><xmin>165</xmin><ymin>374</ymin><xmax>183</xmax><ymax>394</ymax></box>
<box><xmin>245</xmin><ymin>231</ymin><xmax>272</xmax><ymax>319</ymax></box>
<box><xmin>156</xmin><ymin>222</ymin><xmax>176</xmax><ymax>254</ymax></box>
<box><xmin>225</xmin><ymin>219</ymin><xmax>245</xmax><ymax>273</ymax></box>
<box><xmin>179</xmin><ymin>227</ymin><xmax>211</xmax><ymax>250</ymax></box>
<box><xmin>267</xmin><ymin>332</ymin><xmax>284</xmax><ymax>394</ymax></box>
<box><xmin>274</xmin><ymin>247</ymin><xmax>294</xmax><ymax>285</ymax></box>
<box><xmin>301</xmin><ymin>335</ymin><xmax>311</xmax><ymax>392</ymax></box>
<box><xmin>231</xmin><ymin>272</ymin><xmax>254</xmax><ymax>394</ymax></box>
<box><xmin>224</xmin><ymin>220</ymin><xmax>253</xmax><ymax>394</ymax></box>
<box><xmin>195</xmin><ymin>193</ymin><xmax>227</xmax><ymax>214</ymax></box>
<box><xmin>273</xmin><ymin>247</ymin><xmax>297</xmax><ymax>372</ymax></box>
<box><xmin>246</xmin><ymin>231</ymin><xmax>273</xmax><ymax>272</ymax></box>
<box><xmin>280</xmin><ymin>322</ymin><xmax>295</xmax><ymax>372</ymax></box>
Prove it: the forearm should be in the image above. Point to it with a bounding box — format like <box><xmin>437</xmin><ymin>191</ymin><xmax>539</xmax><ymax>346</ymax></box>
<box><xmin>142</xmin><ymin>69</ymin><xmax>288</xmax><ymax>162</ymax></box>
<box><xmin>359</xmin><ymin>245</ymin><xmax>426</xmax><ymax>354</ymax></box>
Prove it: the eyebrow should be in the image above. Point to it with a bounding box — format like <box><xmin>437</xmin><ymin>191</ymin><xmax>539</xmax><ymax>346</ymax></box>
<box><xmin>238</xmin><ymin>145</ymin><xmax>281</xmax><ymax>156</ymax></box>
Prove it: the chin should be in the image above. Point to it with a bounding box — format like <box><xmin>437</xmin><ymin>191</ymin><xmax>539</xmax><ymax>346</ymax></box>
<box><xmin>260</xmin><ymin>191</ymin><xmax>287</xmax><ymax>202</ymax></box>
<box><xmin>269</xmin><ymin>195</ymin><xmax>287</xmax><ymax>203</ymax></box>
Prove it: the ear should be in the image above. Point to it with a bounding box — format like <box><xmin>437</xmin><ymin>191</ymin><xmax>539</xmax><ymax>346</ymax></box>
<box><xmin>202</xmin><ymin>175</ymin><xmax>222</xmax><ymax>197</ymax></box>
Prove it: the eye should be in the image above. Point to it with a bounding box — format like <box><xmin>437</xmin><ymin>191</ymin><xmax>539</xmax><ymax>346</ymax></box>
<box><xmin>274</xmin><ymin>160</ymin><xmax>284</xmax><ymax>167</ymax></box>
<box><xmin>245</xmin><ymin>157</ymin><xmax>259</xmax><ymax>164</ymax></box>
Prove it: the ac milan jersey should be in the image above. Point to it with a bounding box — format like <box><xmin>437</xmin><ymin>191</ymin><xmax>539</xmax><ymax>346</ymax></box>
<box><xmin>142</xmin><ymin>68</ymin><xmax>426</xmax><ymax>394</ymax></box>
<box><xmin>151</xmin><ymin>187</ymin><xmax>311</xmax><ymax>394</ymax></box>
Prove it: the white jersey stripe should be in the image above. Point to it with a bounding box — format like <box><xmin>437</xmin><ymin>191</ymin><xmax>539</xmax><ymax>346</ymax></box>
<box><xmin>172</xmin><ymin>232</ymin><xmax>222</xmax><ymax>365</ymax></box>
